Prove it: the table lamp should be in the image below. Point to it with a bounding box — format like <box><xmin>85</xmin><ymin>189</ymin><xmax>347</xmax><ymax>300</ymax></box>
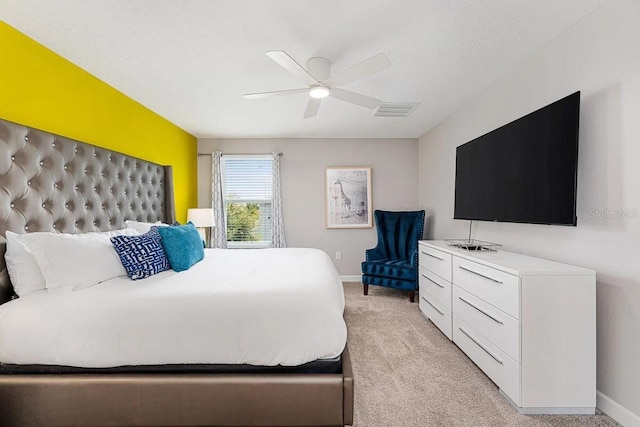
<box><xmin>187</xmin><ymin>208</ymin><xmax>215</xmax><ymax>248</ymax></box>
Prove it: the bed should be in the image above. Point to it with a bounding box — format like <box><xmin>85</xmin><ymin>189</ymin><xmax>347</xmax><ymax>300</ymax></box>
<box><xmin>0</xmin><ymin>117</ymin><xmax>354</xmax><ymax>427</ymax></box>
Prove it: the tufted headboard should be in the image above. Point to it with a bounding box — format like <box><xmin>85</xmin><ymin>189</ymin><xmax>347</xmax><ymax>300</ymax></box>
<box><xmin>0</xmin><ymin>117</ymin><xmax>176</xmax><ymax>304</ymax></box>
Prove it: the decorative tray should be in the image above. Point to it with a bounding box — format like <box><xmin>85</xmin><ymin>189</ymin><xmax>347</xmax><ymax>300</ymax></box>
<box><xmin>445</xmin><ymin>239</ymin><xmax>502</xmax><ymax>252</ymax></box>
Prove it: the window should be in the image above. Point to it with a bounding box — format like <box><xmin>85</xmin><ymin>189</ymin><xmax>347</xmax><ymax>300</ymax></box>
<box><xmin>222</xmin><ymin>155</ymin><xmax>273</xmax><ymax>248</ymax></box>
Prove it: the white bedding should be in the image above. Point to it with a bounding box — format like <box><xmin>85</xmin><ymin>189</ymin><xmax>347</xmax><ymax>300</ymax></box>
<box><xmin>0</xmin><ymin>248</ymin><xmax>347</xmax><ymax>368</ymax></box>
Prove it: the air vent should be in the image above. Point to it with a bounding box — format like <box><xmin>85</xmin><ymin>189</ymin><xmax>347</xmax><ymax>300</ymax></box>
<box><xmin>374</xmin><ymin>102</ymin><xmax>419</xmax><ymax>117</ymax></box>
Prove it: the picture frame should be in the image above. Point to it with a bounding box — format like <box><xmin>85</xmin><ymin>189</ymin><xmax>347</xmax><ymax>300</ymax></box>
<box><xmin>325</xmin><ymin>167</ymin><xmax>372</xmax><ymax>229</ymax></box>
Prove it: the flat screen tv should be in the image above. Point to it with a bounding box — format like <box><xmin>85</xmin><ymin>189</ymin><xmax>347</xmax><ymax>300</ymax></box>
<box><xmin>454</xmin><ymin>91</ymin><xmax>580</xmax><ymax>226</ymax></box>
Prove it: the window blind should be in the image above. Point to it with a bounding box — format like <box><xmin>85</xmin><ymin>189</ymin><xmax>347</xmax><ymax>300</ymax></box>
<box><xmin>223</xmin><ymin>156</ymin><xmax>273</xmax><ymax>248</ymax></box>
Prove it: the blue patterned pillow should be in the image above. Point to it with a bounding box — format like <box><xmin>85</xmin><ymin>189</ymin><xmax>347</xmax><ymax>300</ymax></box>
<box><xmin>157</xmin><ymin>222</ymin><xmax>204</xmax><ymax>272</ymax></box>
<box><xmin>110</xmin><ymin>227</ymin><xmax>170</xmax><ymax>280</ymax></box>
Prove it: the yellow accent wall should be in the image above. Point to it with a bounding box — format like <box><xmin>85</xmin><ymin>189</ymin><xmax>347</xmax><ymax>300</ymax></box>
<box><xmin>0</xmin><ymin>21</ymin><xmax>196</xmax><ymax>223</ymax></box>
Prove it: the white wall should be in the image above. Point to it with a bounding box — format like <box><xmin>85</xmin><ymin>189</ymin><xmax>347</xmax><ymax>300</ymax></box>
<box><xmin>418</xmin><ymin>0</ymin><xmax>640</xmax><ymax>424</ymax></box>
<box><xmin>198</xmin><ymin>138</ymin><xmax>419</xmax><ymax>276</ymax></box>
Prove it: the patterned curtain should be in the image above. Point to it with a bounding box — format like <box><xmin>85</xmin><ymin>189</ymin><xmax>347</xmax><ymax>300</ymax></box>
<box><xmin>271</xmin><ymin>152</ymin><xmax>286</xmax><ymax>248</ymax></box>
<box><xmin>211</xmin><ymin>151</ymin><xmax>227</xmax><ymax>248</ymax></box>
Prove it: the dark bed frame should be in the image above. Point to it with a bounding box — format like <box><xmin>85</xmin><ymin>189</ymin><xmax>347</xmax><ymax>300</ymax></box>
<box><xmin>0</xmin><ymin>118</ymin><xmax>354</xmax><ymax>427</ymax></box>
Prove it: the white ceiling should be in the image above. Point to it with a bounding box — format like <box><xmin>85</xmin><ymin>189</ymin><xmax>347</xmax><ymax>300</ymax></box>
<box><xmin>1</xmin><ymin>0</ymin><xmax>605</xmax><ymax>139</ymax></box>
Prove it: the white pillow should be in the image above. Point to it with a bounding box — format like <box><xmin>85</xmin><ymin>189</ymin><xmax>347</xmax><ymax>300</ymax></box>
<box><xmin>5</xmin><ymin>231</ymin><xmax>49</xmax><ymax>296</ymax></box>
<box><xmin>23</xmin><ymin>228</ymin><xmax>139</xmax><ymax>293</ymax></box>
<box><xmin>124</xmin><ymin>220</ymin><xmax>168</xmax><ymax>234</ymax></box>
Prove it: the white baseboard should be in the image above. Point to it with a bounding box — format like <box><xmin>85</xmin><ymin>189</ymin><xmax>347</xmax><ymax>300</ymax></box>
<box><xmin>597</xmin><ymin>391</ymin><xmax>640</xmax><ymax>427</ymax></box>
<box><xmin>340</xmin><ymin>275</ymin><xmax>362</xmax><ymax>283</ymax></box>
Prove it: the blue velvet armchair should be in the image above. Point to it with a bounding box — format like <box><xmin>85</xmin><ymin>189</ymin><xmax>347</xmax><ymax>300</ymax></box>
<box><xmin>361</xmin><ymin>210</ymin><xmax>425</xmax><ymax>302</ymax></box>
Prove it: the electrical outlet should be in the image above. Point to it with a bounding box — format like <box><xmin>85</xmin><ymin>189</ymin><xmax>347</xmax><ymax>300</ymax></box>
<box><xmin>335</xmin><ymin>251</ymin><xmax>342</xmax><ymax>260</ymax></box>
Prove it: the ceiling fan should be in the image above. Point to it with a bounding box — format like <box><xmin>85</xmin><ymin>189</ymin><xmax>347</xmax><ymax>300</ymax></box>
<box><xmin>244</xmin><ymin>51</ymin><xmax>391</xmax><ymax>118</ymax></box>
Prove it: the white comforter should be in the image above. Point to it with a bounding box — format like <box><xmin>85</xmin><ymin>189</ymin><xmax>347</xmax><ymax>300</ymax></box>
<box><xmin>0</xmin><ymin>248</ymin><xmax>347</xmax><ymax>367</ymax></box>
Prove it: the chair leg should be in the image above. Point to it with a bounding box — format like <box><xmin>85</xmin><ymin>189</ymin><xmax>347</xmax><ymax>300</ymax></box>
<box><xmin>363</xmin><ymin>283</ymin><xmax>369</xmax><ymax>296</ymax></box>
<box><xmin>409</xmin><ymin>290</ymin><xmax>415</xmax><ymax>303</ymax></box>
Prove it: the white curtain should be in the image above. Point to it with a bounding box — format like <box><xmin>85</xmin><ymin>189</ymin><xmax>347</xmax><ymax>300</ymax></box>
<box><xmin>271</xmin><ymin>152</ymin><xmax>286</xmax><ymax>248</ymax></box>
<box><xmin>211</xmin><ymin>151</ymin><xmax>227</xmax><ymax>248</ymax></box>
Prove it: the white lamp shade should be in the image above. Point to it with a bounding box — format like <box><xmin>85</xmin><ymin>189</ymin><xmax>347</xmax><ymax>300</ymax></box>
<box><xmin>187</xmin><ymin>208</ymin><xmax>215</xmax><ymax>227</ymax></box>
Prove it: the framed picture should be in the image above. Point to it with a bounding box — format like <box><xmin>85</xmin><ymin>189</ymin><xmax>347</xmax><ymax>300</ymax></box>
<box><xmin>325</xmin><ymin>167</ymin><xmax>372</xmax><ymax>228</ymax></box>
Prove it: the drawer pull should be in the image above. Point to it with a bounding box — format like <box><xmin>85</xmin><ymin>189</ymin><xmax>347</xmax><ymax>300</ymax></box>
<box><xmin>458</xmin><ymin>265</ymin><xmax>503</xmax><ymax>284</ymax></box>
<box><xmin>458</xmin><ymin>327</ymin><xmax>503</xmax><ymax>365</ymax></box>
<box><xmin>422</xmin><ymin>274</ymin><xmax>445</xmax><ymax>288</ymax></box>
<box><xmin>422</xmin><ymin>251</ymin><xmax>444</xmax><ymax>261</ymax></box>
<box><xmin>422</xmin><ymin>296</ymin><xmax>444</xmax><ymax>316</ymax></box>
<box><xmin>458</xmin><ymin>297</ymin><xmax>503</xmax><ymax>324</ymax></box>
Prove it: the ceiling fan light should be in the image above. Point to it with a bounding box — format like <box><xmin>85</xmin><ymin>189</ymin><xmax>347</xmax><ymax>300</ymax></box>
<box><xmin>309</xmin><ymin>86</ymin><xmax>330</xmax><ymax>99</ymax></box>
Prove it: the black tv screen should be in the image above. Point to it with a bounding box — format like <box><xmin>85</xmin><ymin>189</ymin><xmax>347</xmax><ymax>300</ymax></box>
<box><xmin>454</xmin><ymin>91</ymin><xmax>580</xmax><ymax>226</ymax></box>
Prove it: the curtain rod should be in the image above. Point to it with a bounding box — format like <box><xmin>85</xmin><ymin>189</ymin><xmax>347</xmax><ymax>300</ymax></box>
<box><xmin>197</xmin><ymin>152</ymin><xmax>283</xmax><ymax>157</ymax></box>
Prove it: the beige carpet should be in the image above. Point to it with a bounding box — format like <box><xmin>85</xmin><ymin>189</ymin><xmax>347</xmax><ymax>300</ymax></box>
<box><xmin>343</xmin><ymin>282</ymin><xmax>618</xmax><ymax>427</ymax></box>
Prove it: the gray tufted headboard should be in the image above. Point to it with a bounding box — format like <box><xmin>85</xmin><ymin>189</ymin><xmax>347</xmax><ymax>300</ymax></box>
<box><xmin>0</xmin><ymin>117</ymin><xmax>176</xmax><ymax>304</ymax></box>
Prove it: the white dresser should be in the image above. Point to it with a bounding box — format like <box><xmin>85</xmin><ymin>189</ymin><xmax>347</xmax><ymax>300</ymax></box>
<box><xmin>418</xmin><ymin>240</ymin><xmax>596</xmax><ymax>414</ymax></box>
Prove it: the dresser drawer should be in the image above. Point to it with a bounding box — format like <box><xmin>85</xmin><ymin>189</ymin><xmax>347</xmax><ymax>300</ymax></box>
<box><xmin>420</xmin><ymin>293</ymin><xmax>452</xmax><ymax>340</ymax></box>
<box><xmin>419</xmin><ymin>268</ymin><xmax>452</xmax><ymax>310</ymax></box>
<box><xmin>419</xmin><ymin>245</ymin><xmax>452</xmax><ymax>282</ymax></box>
<box><xmin>453</xmin><ymin>316</ymin><xmax>521</xmax><ymax>405</ymax></box>
<box><xmin>453</xmin><ymin>257</ymin><xmax>520</xmax><ymax>319</ymax></box>
<box><xmin>454</xmin><ymin>286</ymin><xmax>520</xmax><ymax>362</ymax></box>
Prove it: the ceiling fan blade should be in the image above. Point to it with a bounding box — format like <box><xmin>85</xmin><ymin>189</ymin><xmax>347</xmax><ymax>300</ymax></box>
<box><xmin>266</xmin><ymin>50</ymin><xmax>318</xmax><ymax>86</ymax></box>
<box><xmin>304</xmin><ymin>98</ymin><xmax>321</xmax><ymax>118</ymax></box>
<box><xmin>330</xmin><ymin>88</ymin><xmax>382</xmax><ymax>109</ymax></box>
<box><xmin>323</xmin><ymin>53</ymin><xmax>391</xmax><ymax>87</ymax></box>
<box><xmin>243</xmin><ymin>88</ymin><xmax>308</xmax><ymax>99</ymax></box>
